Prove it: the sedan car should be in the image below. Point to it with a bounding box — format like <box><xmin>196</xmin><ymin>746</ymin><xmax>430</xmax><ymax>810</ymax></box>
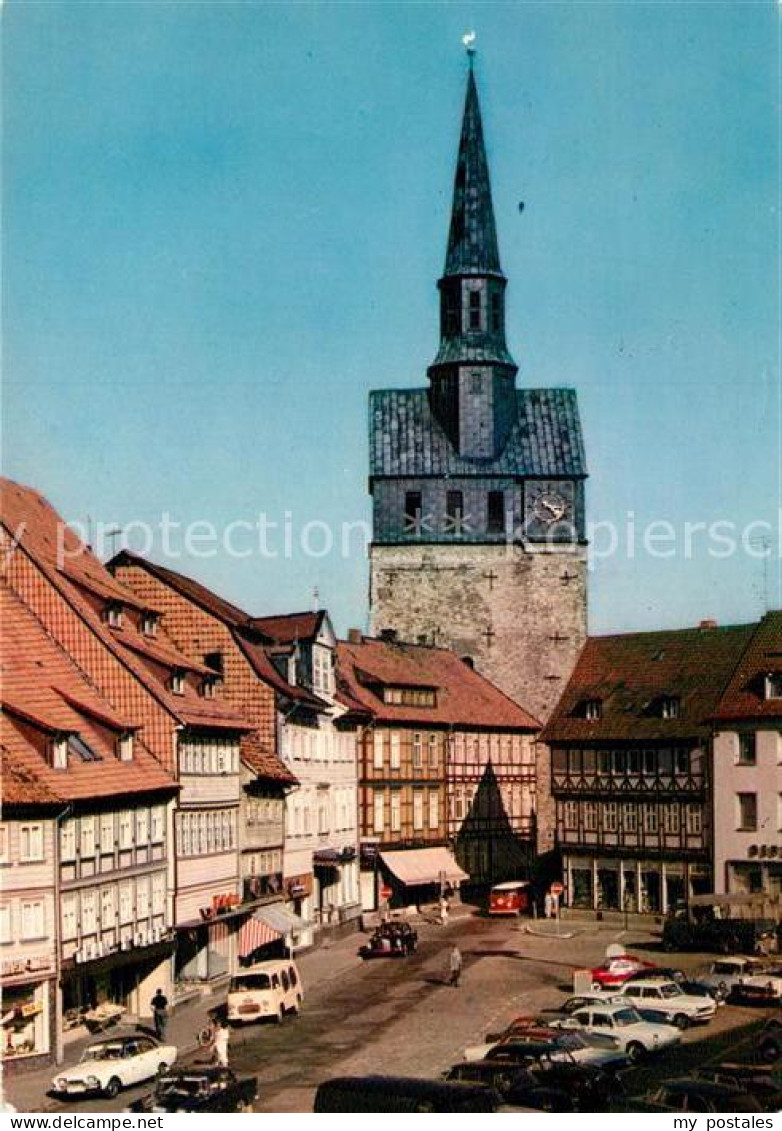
<box><xmin>463</xmin><ymin>1026</ymin><xmax>626</xmax><ymax>1071</ymax></box>
<box><xmin>51</xmin><ymin>1035</ymin><xmax>178</xmax><ymax>1099</ymax></box>
<box><xmin>555</xmin><ymin>1002</ymin><xmax>681</xmax><ymax>1062</ymax></box>
<box><xmin>625</xmin><ymin>1079</ymin><xmax>765</xmax><ymax>1114</ymax></box>
<box><xmin>699</xmin><ymin>957</ymin><xmax>782</xmax><ymax>1004</ymax></box>
<box><xmin>444</xmin><ymin>1062</ymin><xmax>573</xmax><ymax>1112</ymax></box>
<box><xmin>482</xmin><ymin>1042</ymin><xmax>622</xmax><ymax>1110</ymax></box>
<box><xmin>610</xmin><ymin>978</ymin><xmax>716</xmax><ymax>1027</ymax></box>
<box><xmin>590</xmin><ymin>955</ymin><xmax>656</xmax><ymax>989</ymax></box>
<box><xmin>127</xmin><ymin>1068</ymin><xmax>257</xmax><ymax>1113</ymax></box>
<box><xmin>622</xmin><ymin>967</ymin><xmax>726</xmax><ymax>1004</ymax></box>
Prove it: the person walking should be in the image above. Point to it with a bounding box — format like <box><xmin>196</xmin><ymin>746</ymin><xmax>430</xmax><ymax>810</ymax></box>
<box><xmin>544</xmin><ymin>892</ymin><xmax>553</xmax><ymax>920</ymax></box>
<box><xmin>150</xmin><ymin>988</ymin><xmax>168</xmax><ymax>1040</ymax></box>
<box><xmin>213</xmin><ymin>1019</ymin><xmax>230</xmax><ymax>1068</ymax></box>
<box><xmin>448</xmin><ymin>945</ymin><xmax>462</xmax><ymax>987</ymax></box>
<box><xmin>439</xmin><ymin>896</ymin><xmax>449</xmax><ymax>926</ymax></box>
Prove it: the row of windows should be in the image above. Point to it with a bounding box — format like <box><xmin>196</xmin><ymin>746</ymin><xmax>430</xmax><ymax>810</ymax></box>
<box><xmin>370</xmin><ymin>731</ymin><xmax>529</xmax><ymax>771</ymax></box>
<box><xmin>245</xmin><ymin>797</ymin><xmax>283</xmax><ymax>826</ymax></box>
<box><xmin>281</xmin><ymin>726</ymin><xmax>355</xmax><ymax>763</ymax></box>
<box><xmin>371</xmin><ymin>789</ymin><xmax>440</xmax><ymax>834</ymax></box>
<box><xmin>561</xmin><ymin>801</ymin><xmax>703</xmax><ymax>836</ymax></box>
<box><xmin>287</xmin><ymin>788</ymin><xmax>355</xmax><ymax>837</ymax></box>
<box><xmin>403</xmin><ymin>490</ymin><xmax>508</xmax><ymax>536</ymax></box>
<box><xmin>0</xmin><ymin>824</ymin><xmax>45</xmax><ymax>864</ymax></box>
<box><xmin>553</xmin><ymin>747</ymin><xmax>699</xmax><ymax>777</ymax></box>
<box><xmin>0</xmin><ymin>899</ymin><xmax>48</xmax><ymax>944</ymax></box>
<box><xmin>179</xmin><ymin>737</ymin><xmax>240</xmax><ymax>776</ymax></box>
<box><xmin>60</xmin><ymin>808</ymin><xmax>166</xmax><ymax>862</ymax></box>
<box><xmin>450</xmin><ymin>783</ymin><xmax>533</xmax><ymax>823</ymax></box>
<box><xmin>175</xmin><ymin>810</ymin><xmax>237</xmax><ymax>857</ymax></box>
<box><xmin>61</xmin><ymin>874</ymin><xmax>166</xmax><ymax>939</ymax></box>
<box><xmin>383</xmin><ymin>687</ymin><xmax>437</xmax><ymax>707</ymax></box>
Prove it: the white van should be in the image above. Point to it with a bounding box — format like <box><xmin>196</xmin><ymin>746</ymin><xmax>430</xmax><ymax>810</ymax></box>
<box><xmin>227</xmin><ymin>959</ymin><xmax>303</xmax><ymax>1025</ymax></box>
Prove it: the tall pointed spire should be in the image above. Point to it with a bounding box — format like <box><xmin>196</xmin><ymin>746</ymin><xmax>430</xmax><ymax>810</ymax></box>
<box><xmin>444</xmin><ymin>68</ymin><xmax>503</xmax><ymax>278</ymax></box>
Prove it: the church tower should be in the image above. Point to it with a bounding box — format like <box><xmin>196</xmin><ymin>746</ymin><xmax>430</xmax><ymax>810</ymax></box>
<box><xmin>368</xmin><ymin>60</ymin><xmax>588</xmax><ymax>727</ymax></box>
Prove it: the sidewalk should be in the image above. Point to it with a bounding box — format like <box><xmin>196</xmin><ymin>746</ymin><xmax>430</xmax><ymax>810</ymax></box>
<box><xmin>3</xmin><ymin>925</ymin><xmax>366</xmax><ymax>1114</ymax></box>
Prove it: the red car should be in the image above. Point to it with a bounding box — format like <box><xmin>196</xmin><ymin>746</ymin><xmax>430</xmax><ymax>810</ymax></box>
<box><xmin>590</xmin><ymin>955</ymin><xmax>656</xmax><ymax>989</ymax></box>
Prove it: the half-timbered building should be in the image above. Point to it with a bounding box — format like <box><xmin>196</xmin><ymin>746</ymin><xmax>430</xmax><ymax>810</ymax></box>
<box><xmin>541</xmin><ymin>622</ymin><xmax>756</xmax><ymax>914</ymax></box>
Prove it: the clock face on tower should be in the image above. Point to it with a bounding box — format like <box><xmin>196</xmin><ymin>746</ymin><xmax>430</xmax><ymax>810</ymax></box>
<box><xmin>524</xmin><ymin>481</ymin><xmax>577</xmax><ymax>541</ymax></box>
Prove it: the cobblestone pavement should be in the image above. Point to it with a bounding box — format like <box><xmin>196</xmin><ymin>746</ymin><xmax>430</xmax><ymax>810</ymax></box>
<box><xmin>7</xmin><ymin>911</ymin><xmax>773</xmax><ymax>1113</ymax></box>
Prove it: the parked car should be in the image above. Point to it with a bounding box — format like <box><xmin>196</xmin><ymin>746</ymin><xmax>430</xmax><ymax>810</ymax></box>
<box><xmin>662</xmin><ymin>895</ymin><xmax>777</xmax><ymax>955</ymax></box>
<box><xmin>51</xmin><ymin>1035</ymin><xmax>178</xmax><ymax>1099</ymax></box>
<box><xmin>482</xmin><ymin>1041</ymin><xmax>621</xmax><ymax>1109</ymax></box>
<box><xmin>693</xmin><ymin>1064</ymin><xmax>782</xmax><ymax>1111</ymax></box>
<box><xmin>126</xmin><ymin>1068</ymin><xmax>257</xmax><ymax>1113</ymax></box>
<box><xmin>488</xmin><ymin>882</ymin><xmax>532</xmax><ymax>916</ymax></box>
<box><xmin>699</xmin><ymin>957</ymin><xmax>782</xmax><ymax>1004</ymax></box>
<box><xmin>609</xmin><ymin>977</ymin><xmax>716</xmax><ymax>1027</ymax></box>
<box><xmin>624</xmin><ymin>1079</ymin><xmax>765</xmax><ymax>1113</ymax></box>
<box><xmin>463</xmin><ymin>1026</ymin><xmax>626</xmax><ymax>1071</ymax></box>
<box><xmin>554</xmin><ymin>1002</ymin><xmax>681</xmax><ymax>1062</ymax></box>
<box><xmin>758</xmin><ymin>1014</ymin><xmax>782</xmax><ymax>1062</ymax></box>
<box><xmin>444</xmin><ymin>1062</ymin><xmax>573</xmax><ymax>1112</ymax></box>
<box><xmin>312</xmin><ymin>1076</ymin><xmax>504</xmax><ymax>1112</ymax></box>
<box><xmin>590</xmin><ymin>955</ymin><xmax>655</xmax><ymax>989</ymax></box>
<box><xmin>622</xmin><ymin>967</ymin><xmax>727</xmax><ymax>1003</ymax></box>
<box><xmin>227</xmin><ymin>959</ymin><xmax>302</xmax><ymax>1024</ymax></box>
<box><xmin>541</xmin><ymin>993</ymin><xmax>624</xmax><ymax>1020</ymax></box>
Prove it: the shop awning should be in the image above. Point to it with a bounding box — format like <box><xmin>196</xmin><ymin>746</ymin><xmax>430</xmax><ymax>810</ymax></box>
<box><xmin>380</xmin><ymin>848</ymin><xmax>469</xmax><ymax>888</ymax></box>
<box><xmin>237</xmin><ymin>903</ymin><xmax>310</xmax><ymax>958</ymax></box>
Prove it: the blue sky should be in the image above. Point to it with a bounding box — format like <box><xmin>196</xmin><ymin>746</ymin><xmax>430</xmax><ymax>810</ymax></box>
<box><xmin>3</xmin><ymin>0</ymin><xmax>779</xmax><ymax>636</ymax></box>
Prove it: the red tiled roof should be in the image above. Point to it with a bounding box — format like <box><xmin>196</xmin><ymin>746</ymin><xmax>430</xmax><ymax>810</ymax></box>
<box><xmin>1</xmin><ymin>479</ymin><xmax>251</xmax><ymax>735</ymax></box>
<box><xmin>541</xmin><ymin>623</ymin><xmax>756</xmax><ymax>743</ymax></box>
<box><xmin>336</xmin><ymin>636</ymin><xmax>540</xmax><ymax>730</ymax></box>
<box><xmin>0</xmin><ymin>586</ymin><xmax>178</xmax><ymax>806</ymax></box>
<box><xmin>109</xmin><ymin>550</ymin><xmax>252</xmax><ymax>630</ymax></box>
<box><xmin>713</xmin><ymin>611</ymin><xmax>782</xmax><ymax>721</ymax></box>
<box><xmin>240</xmin><ymin>732</ymin><xmax>297</xmax><ymax>785</ymax></box>
<box><xmin>233</xmin><ymin>632</ymin><xmax>326</xmax><ymax>711</ymax></box>
<box><xmin>248</xmin><ymin>611</ymin><xmax>323</xmax><ymax>644</ymax></box>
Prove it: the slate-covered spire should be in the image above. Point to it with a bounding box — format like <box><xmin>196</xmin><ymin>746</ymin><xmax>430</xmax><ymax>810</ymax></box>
<box><xmin>444</xmin><ymin>67</ymin><xmax>503</xmax><ymax>278</ymax></box>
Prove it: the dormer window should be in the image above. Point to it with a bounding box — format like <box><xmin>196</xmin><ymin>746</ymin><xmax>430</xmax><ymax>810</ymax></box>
<box><xmin>661</xmin><ymin>696</ymin><xmax>681</xmax><ymax>719</ymax></box>
<box><xmin>204</xmin><ymin>652</ymin><xmax>224</xmax><ymax>676</ymax></box>
<box><xmin>383</xmin><ymin>686</ymin><xmax>437</xmax><ymax>708</ymax></box>
<box><xmin>52</xmin><ymin>734</ymin><xmax>69</xmax><ymax>770</ymax></box>
<box><xmin>583</xmin><ymin>699</ymin><xmax>602</xmax><ymax>721</ymax></box>
<box><xmin>141</xmin><ymin>611</ymin><xmax>159</xmax><ymax>638</ymax></box>
<box><xmin>764</xmin><ymin>672</ymin><xmax>782</xmax><ymax>700</ymax></box>
<box><xmin>105</xmin><ymin>603</ymin><xmax>123</xmax><ymax>629</ymax></box>
<box><xmin>117</xmin><ymin>732</ymin><xmax>134</xmax><ymax>761</ymax></box>
<box><xmin>170</xmin><ymin>669</ymin><xmax>186</xmax><ymax>696</ymax></box>
<box><xmin>201</xmin><ymin>675</ymin><xmax>218</xmax><ymax>699</ymax></box>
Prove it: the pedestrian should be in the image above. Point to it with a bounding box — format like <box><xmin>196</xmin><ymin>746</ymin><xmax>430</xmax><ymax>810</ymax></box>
<box><xmin>213</xmin><ymin>1019</ymin><xmax>230</xmax><ymax>1068</ymax></box>
<box><xmin>440</xmin><ymin>896</ymin><xmax>449</xmax><ymax>926</ymax></box>
<box><xmin>448</xmin><ymin>945</ymin><xmax>462</xmax><ymax>987</ymax></box>
<box><xmin>544</xmin><ymin>892</ymin><xmax>553</xmax><ymax>920</ymax></box>
<box><xmin>150</xmin><ymin>988</ymin><xmax>168</xmax><ymax>1040</ymax></box>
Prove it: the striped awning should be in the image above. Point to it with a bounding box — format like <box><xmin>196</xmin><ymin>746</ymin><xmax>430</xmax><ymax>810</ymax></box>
<box><xmin>237</xmin><ymin>904</ymin><xmax>310</xmax><ymax>958</ymax></box>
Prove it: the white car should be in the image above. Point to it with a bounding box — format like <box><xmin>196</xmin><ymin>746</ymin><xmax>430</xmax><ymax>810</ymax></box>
<box><xmin>51</xmin><ymin>1035</ymin><xmax>178</xmax><ymax>1099</ymax></box>
<box><xmin>610</xmin><ymin>978</ymin><xmax>716</xmax><ymax>1027</ymax></box>
<box><xmin>699</xmin><ymin>958</ymin><xmax>782</xmax><ymax>1004</ymax></box>
<box><xmin>556</xmin><ymin>1002</ymin><xmax>681</xmax><ymax>1063</ymax></box>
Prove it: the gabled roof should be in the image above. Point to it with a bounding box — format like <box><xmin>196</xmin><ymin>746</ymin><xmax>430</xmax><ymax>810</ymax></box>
<box><xmin>110</xmin><ymin>549</ymin><xmax>252</xmax><ymax>631</ymax></box>
<box><xmin>233</xmin><ymin>632</ymin><xmax>326</xmax><ymax>712</ymax></box>
<box><xmin>369</xmin><ymin>388</ymin><xmax>586</xmax><ymax>480</ymax></box>
<box><xmin>248</xmin><ymin>610</ymin><xmax>324</xmax><ymax>644</ymax></box>
<box><xmin>336</xmin><ymin>635</ymin><xmax>539</xmax><ymax>730</ymax></box>
<box><xmin>1</xmin><ymin>479</ymin><xmax>250</xmax><ymax>735</ymax></box>
<box><xmin>541</xmin><ymin>623</ymin><xmax>756</xmax><ymax>743</ymax></box>
<box><xmin>713</xmin><ymin>611</ymin><xmax>782</xmax><ymax>721</ymax></box>
<box><xmin>1</xmin><ymin>586</ymin><xmax>178</xmax><ymax>806</ymax></box>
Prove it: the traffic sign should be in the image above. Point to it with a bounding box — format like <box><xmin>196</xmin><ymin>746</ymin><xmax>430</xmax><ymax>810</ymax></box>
<box><xmin>550</xmin><ymin>882</ymin><xmax>564</xmax><ymax>896</ymax></box>
<box><xmin>380</xmin><ymin>885</ymin><xmax>393</xmax><ymax>901</ymax></box>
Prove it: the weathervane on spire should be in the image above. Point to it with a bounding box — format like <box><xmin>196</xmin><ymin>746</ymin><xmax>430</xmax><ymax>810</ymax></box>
<box><xmin>462</xmin><ymin>30</ymin><xmax>477</xmax><ymax>66</ymax></box>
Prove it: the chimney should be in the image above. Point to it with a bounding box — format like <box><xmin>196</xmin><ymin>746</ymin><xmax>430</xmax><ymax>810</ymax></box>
<box><xmin>347</xmin><ymin>628</ymin><xmax>363</xmax><ymax>644</ymax></box>
<box><xmin>379</xmin><ymin>628</ymin><xmax>398</xmax><ymax>644</ymax></box>
<box><xmin>699</xmin><ymin>619</ymin><xmax>718</xmax><ymax>630</ymax></box>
